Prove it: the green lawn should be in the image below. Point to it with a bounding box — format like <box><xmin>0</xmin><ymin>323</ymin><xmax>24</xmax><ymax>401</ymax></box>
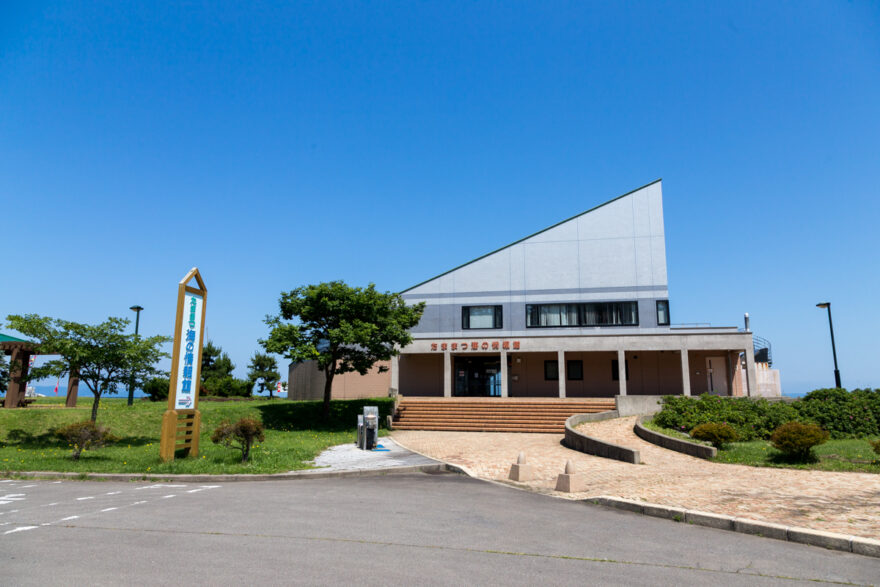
<box><xmin>643</xmin><ymin>418</ymin><xmax>880</xmax><ymax>473</ymax></box>
<box><xmin>0</xmin><ymin>396</ymin><xmax>389</xmax><ymax>475</ymax></box>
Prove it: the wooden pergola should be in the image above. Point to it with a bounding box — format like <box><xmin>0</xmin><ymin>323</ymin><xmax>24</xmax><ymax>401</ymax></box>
<box><xmin>1</xmin><ymin>334</ymin><xmax>79</xmax><ymax>408</ymax></box>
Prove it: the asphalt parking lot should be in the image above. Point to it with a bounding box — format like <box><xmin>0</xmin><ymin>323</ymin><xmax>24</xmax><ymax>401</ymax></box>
<box><xmin>2</xmin><ymin>473</ymin><xmax>878</xmax><ymax>586</ymax></box>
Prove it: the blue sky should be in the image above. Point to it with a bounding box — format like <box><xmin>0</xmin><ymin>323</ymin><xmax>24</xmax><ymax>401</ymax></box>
<box><xmin>2</xmin><ymin>1</ymin><xmax>878</xmax><ymax>395</ymax></box>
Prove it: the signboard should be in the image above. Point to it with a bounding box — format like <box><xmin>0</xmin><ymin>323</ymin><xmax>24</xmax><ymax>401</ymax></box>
<box><xmin>171</xmin><ymin>292</ymin><xmax>204</xmax><ymax>410</ymax></box>
<box><xmin>160</xmin><ymin>267</ymin><xmax>207</xmax><ymax>462</ymax></box>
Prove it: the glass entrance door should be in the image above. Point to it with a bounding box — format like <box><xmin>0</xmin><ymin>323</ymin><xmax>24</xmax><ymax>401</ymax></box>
<box><xmin>454</xmin><ymin>356</ymin><xmax>502</xmax><ymax>396</ymax></box>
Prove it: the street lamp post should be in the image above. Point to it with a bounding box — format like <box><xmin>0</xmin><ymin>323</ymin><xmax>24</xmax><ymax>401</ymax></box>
<box><xmin>128</xmin><ymin>305</ymin><xmax>144</xmax><ymax>406</ymax></box>
<box><xmin>816</xmin><ymin>302</ymin><xmax>841</xmax><ymax>389</ymax></box>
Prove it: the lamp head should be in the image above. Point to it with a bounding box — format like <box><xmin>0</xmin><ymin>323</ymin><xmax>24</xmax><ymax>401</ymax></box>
<box><xmin>130</xmin><ymin>305</ymin><xmax>144</xmax><ymax>312</ymax></box>
<box><xmin>816</xmin><ymin>302</ymin><xmax>830</xmax><ymax>309</ymax></box>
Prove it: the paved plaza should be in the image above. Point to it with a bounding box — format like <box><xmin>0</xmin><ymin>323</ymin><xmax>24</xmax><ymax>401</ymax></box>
<box><xmin>311</xmin><ymin>437</ymin><xmax>438</xmax><ymax>472</ymax></box>
<box><xmin>392</xmin><ymin>416</ymin><xmax>880</xmax><ymax>539</ymax></box>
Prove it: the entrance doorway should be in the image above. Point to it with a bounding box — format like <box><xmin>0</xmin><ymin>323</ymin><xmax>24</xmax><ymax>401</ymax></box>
<box><xmin>705</xmin><ymin>356</ymin><xmax>729</xmax><ymax>395</ymax></box>
<box><xmin>454</xmin><ymin>356</ymin><xmax>502</xmax><ymax>397</ymax></box>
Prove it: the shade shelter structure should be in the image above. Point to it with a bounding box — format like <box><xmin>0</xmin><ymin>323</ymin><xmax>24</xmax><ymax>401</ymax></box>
<box><xmin>1</xmin><ymin>333</ymin><xmax>80</xmax><ymax>408</ymax></box>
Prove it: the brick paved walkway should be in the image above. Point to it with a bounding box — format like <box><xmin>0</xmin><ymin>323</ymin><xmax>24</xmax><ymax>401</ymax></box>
<box><xmin>392</xmin><ymin>416</ymin><xmax>880</xmax><ymax>539</ymax></box>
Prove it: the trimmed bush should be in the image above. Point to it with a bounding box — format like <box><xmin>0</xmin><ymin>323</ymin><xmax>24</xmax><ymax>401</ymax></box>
<box><xmin>211</xmin><ymin>417</ymin><xmax>265</xmax><ymax>462</ymax></box>
<box><xmin>55</xmin><ymin>421</ymin><xmax>117</xmax><ymax>460</ymax></box>
<box><xmin>770</xmin><ymin>422</ymin><xmax>829</xmax><ymax>460</ymax></box>
<box><xmin>653</xmin><ymin>394</ymin><xmax>798</xmax><ymax>441</ymax></box>
<box><xmin>142</xmin><ymin>377</ymin><xmax>170</xmax><ymax>402</ymax></box>
<box><xmin>690</xmin><ymin>422</ymin><xmax>738</xmax><ymax>448</ymax></box>
<box><xmin>795</xmin><ymin>388</ymin><xmax>880</xmax><ymax>439</ymax></box>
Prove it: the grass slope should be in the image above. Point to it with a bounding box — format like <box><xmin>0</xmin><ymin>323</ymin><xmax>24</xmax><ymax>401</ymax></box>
<box><xmin>0</xmin><ymin>397</ymin><xmax>389</xmax><ymax>475</ymax></box>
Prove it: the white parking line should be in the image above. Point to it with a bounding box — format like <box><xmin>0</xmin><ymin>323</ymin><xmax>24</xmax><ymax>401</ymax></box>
<box><xmin>161</xmin><ymin>495</ymin><xmax>176</xmax><ymax>499</ymax></box>
<box><xmin>132</xmin><ymin>501</ymin><xmax>147</xmax><ymax>505</ymax></box>
<box><xmin>60</xmin><ymin>516</ymin><xmax>79</xmax><ymax>521</ymax></box>
<box><xmin>100</xmin><ymin>507</ymin><xmax>117</xmax><ymax>512</ymax></box>
<box><xmin>4</xmin><ymin>526</ymin><xmax>37</xmax><ymax>535</ymax></box>
<box><xmin>106</xmin><ymin>491</ymin><xmax>121</xmax><ymax>495</ymax></box>
<box><xmin>76</xmin><ymin>496</ymin><xmax>94</xmax><ymax>501</ymax></box>
<box><xmin>42</xmin><ymin>503</ymin><xmax>59</xmax><ymax>507</ymax></box>
<box><xmin>20</xmin><ymin>485</ymin><xmax>36</xmax><ymax>488</ymax></box>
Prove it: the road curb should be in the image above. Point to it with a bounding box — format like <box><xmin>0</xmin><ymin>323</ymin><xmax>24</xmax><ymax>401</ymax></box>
<box><xmin>589</xmin><ymin>495</ymin><xmax>880</xmax><ymax>559</ymax></box>
<box><xmin>0</xmin><ymin>462</ymin><xmax>467</xmax><ymax>483</ymax></box>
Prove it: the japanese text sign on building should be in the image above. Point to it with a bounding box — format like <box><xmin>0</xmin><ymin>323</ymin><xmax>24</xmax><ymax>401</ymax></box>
<box><xmin>430</xmin><ymin>340</ymin><xmax>520</xmax><ymax>351</ymax></box>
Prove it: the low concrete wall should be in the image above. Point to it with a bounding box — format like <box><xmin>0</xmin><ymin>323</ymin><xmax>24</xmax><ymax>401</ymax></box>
<box><xmin>563</xmin><ymin>412</ymin><xmax>640</xmax><ymax>464</ymax></box>
<box><xmin>633</xmin><ymin>417</ymin><xmax>717</xmax><ymax>459</ymax></box>
<box><xmin>615</xmin><ymin>395</ymin><xmax>664</xmax><ymax>416</ymax></box>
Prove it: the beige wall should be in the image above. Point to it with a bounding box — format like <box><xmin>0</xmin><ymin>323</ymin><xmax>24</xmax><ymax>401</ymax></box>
<box><xmin>288</xmin><ymin>360</ymin><xmax>391</xmax><ymax>400</ymax></box>
<box><xmin>400</xmin><ymin>354</ymin><xmax>444</xmax><ymax>397</ymax></box>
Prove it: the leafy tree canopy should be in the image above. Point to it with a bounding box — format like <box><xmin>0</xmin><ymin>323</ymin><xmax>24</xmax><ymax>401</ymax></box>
<box><xmin>5</xmin><ymin>314</ymin><xmax>170</xmax><ymax>421</ymax></box>
<box><xmin>247</xmin><ymin>352</ymin><xmax>280</xmax><ymax>398</ymax></box>
<box><xmin>261</xmin><ymin>281</ymin><xmax>424</xmax><ymax>418</ymax></box>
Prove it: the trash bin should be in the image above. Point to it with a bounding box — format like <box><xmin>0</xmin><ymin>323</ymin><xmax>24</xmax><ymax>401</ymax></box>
<box><xmin>358</xmin><ymin>406</ymin><xmax>379</xmax><ymax>450</ymax></box>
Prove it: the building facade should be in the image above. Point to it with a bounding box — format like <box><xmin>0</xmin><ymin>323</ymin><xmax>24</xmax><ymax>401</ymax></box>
<box><xmin>290</xmin><ymin>180</ymin><xmax>770</xmax><ymax>400</ymax></box>
<box><xmin>390</xmin><ymin>180</ymin><xmax>759</xmax><ymax>399</ymax></box>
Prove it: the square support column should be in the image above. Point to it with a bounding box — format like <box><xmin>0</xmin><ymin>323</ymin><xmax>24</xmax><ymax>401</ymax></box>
<box><xmin>744</xmin><ymin>346</ymin><xmax>757</xmax><ymax>398</ymax></box>
<box><xmin>557</xmin><ymin>350</ymin><xmax>566</xmax><ymax>398</ymax></box>
<box><xmin>500</xmin><ymin>350</ymin><xmax>508</xmax><ymax>398</ymax></box>
<box><xmin>680</xmin><ymin>349</ymin><xmax>691</xmax><ymax>396</ymax></box>
<box><xmin>617</xmin><ymin>349</ymin><xmax>627</xmax><ymax>396</ymax></box>
<box><xmin>443</xmin><ymin>351</ymin><xmax>452</xmax><ymax>398</ymax></box>
<box><xmin>390</xmin><ymin>355</ymin><xmax>399</xmax><ymax>395</ymax></box>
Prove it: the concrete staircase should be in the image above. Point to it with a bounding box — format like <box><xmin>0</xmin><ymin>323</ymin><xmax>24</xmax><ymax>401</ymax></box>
<box><xmin>393</xmin><ymin>397</ymin><xmax>616</xmax><ymax>433</ymax></box>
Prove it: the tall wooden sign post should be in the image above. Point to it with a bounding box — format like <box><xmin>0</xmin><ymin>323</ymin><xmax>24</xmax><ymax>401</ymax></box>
<box><xmin>160</xmin><ymin>267</ymin><xmax>207</xmax><ymax>462</ymax></box>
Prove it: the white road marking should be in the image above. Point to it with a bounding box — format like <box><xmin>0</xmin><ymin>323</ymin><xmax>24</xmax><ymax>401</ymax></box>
<box><xmin>42</xmin><ymin>503</ymin><xmax>59</xmax><ymax>507</ymax></box>
<box><xmin>40</xmin><ymin>523</ymin><xmax>51</xmax><ymax>526</ymax></box>
<box><xmin>132</xmin><ymin>501</ymin><xmax>147</xmax><ymax>505</ymax></box>
<box><xmin>0</xmin><ymin>494</ymin><xmax>26</xmax><ymax>501</ymax></box>
<box><xmin>135</xmin><ymin>484</ymin><xmax>187</xmax><ymax>490</ymax></box>
<box><xmin>60</xmin><ymin>516</ymin><xmax>79</xmax><ymax>521</ymax></box>
<box><xmin>105</xmin><ymin>491</ymin><xmax>121</xmax><ymax>495</ymax></box>
<box><xmin>186</xmin><ymin>489</ymin><xmax>204</xmax><ymax>493</ymax></box>
<box><xmin>161</xmin><ymin>495</ymin><xmax>176</xmax><ymax>499</ymax></box>
<box><xmin>52</xmin><ymin>481</ymin><xmax>62</xmax><ymax>484</ymax></box>
<box><xmin>100</xmin><ymin>507</ymin><xmax>117</xmax><ymax>512</ymax></box>
<box><xmin>0</xmin><ymin>501</ymin><xmax>12</xmax><ymax>505</ymax></box>
<box><xmin>4</xmin><ymin>526</ymin><xmax>37</xmax><ymax>535</ymax></box>
<box><xmin>0</xmin><ymin>480</ymin><xmax>14</xmax><ymax>483</ymax></box>
<box><xmin>20</xmin><ymin>484</ymin><xmax>36</xmax><ymax>488</ymax></box>
<box><xmin>76</xmin><ymin>496</ymin><xmax>94</xmax><ymax>501</ymax></box>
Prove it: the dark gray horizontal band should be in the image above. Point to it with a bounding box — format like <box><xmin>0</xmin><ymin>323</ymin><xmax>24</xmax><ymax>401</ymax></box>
<box><xmin>401</xmin><ymin>285</ymin><xmax>668</xmax><ymax>300</ymax></box>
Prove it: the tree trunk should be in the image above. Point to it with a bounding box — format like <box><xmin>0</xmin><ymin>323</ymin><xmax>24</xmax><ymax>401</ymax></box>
<box><xmin>90</xmin><ymin>394</ymin><xmax>101</xmax><ymax>422</ymax></box>
<box><xmin>322</xmin><ymin>368</ymin><xmax>334</xmax><ymax>420</ymax></box>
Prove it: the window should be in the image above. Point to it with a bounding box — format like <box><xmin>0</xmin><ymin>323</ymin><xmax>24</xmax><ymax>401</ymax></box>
<box><xmin>526</xmin><ymin>302</ymin><xmax>639</xmax><ymax>328</ymax></box>
<box><xmin>567</xmin><ymin>360</ymin><xmax>583</xmax><ymax>381</ymax></box>
<box><xmin>656</xmin><ymin>300</ymin><xmax>670</xmax><ymax>326</ymax></box>
<box><xmin>611</xmin><ymin>359</ymin><xmax>629</xmax><ymax>381</ymax></box>
<box><xmin>544</xmin><ymin>360</ymin><xmax>559</xmax><ymax>380</ymax></box>
<box><xmin>462</xmin><ymin>305</ymin><xmax>502</xmax><ymax>329</ymax></box>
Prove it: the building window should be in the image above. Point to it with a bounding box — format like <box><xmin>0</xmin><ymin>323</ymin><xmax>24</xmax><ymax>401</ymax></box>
<box><xmin>611</xmin><ymin>359</ymin><xmax>629</xmax><ymax>381</ymax></box>
<box><xmin>544</xmin><ymin>360</ymin><xmax>559</xmax><ymax>380</ymax></box>
<box><xmin>462</xmin><ymin>305</ymin><xmax>502</xmax><ymax>329</ymax></box>
<box><xmin>526</xmin><ymin>302</ymin><xmax>639</xmax><ymax>328</ymax></box>
<box><xmin>656</xmin><ymin>300</ymin><xmax>670</xmax><ymax>326</ymax></box>
<box><xmin>567</xmin><ymin>360</ymin><xmax>583</xmax><ymax>381</ymax></box>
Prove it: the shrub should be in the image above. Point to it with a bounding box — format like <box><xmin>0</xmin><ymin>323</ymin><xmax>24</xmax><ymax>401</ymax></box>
<box><xmin>653</xmin><ymin>394</ymin><xmax>798</xmax><ymax>441</ymax></box>
<box><xmin>55</xmin><ymin>421</ymin><xmax>117</xmax><ymax>460</ymax></box>
<box><xmin>770</xmin><ymin>422</ymin><xmax>829</xmax><ymax>461</ymax></box>
<box><xmin>211</xmin><ymin>417</ymin><xmax>265</xmax><ymax>462</ymax></box>
<box><xmin>204</xmin><ymin>375</ymin><xmax>252</xmax><ymax>397</ymax></box>
<box><xmin>795</xmin><ymin>388</ymin><xmax>880</xmax><ymax>439</ymax></box>
<box><xmin>690</xmin><ymin>422</ymin><xmax>738</xmax><ymax>448</ymax></box>
<box><xmin>142</xmin><ymin>377</ymin><xmax>170</xmax><ymax>402</ymax></box>
<box><xmin>869</xmin><ymin>438</ymin><xmax>880</xmax><ymax>456</ymax></box>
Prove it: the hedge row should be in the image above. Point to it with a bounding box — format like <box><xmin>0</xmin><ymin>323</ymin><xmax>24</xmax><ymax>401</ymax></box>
<box><xmin>653</xmin><ymin>388</ymin><xmax>880</xmax><ymax>441</ymax></box>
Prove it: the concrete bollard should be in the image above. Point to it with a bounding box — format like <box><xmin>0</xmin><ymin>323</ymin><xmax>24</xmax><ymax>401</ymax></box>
<box><xmin>508</xmin><ymin>451</ymin><xmax>534</xmax><ymax>482</ymax></box>
<box><xmin>555</xmin><ymin>459</ymin><xmax>587</xmax><ymax>493</ymax></box>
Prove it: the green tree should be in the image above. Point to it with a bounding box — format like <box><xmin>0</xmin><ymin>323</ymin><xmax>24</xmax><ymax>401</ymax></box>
<box><xmin>247</xmin><ymin>352</ymin><xmax>280</xmax><ymax>398</ymax></box>
<box><xmin>0</xmin><ymin>352</ymin><xmax>10</xmax><ymax>393</ymax></box>
<box><xmin>199</xmin><ymin>340</ymin><xmax>250</xmax><ymax>397</ymax></box>
<box><xmin>5</xmin><ymin>314</ymin><xmax>170</xmax><ymax>422</ymax></box>
<box><xmin>261</xmin><ymin>281</ymin><xmax>424</xmax><ymax>419</ymax></box>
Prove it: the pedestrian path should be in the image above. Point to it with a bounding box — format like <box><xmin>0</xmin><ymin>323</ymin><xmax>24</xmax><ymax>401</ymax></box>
<box><xmin>310</xmin><ymin>437</ymin><xmax>438</xmax><ymax>472</ymax></box>
<box><xmin>392</xmin><ymin>416</ymin><xmax>880</xmax><ymax>540</ymax></box>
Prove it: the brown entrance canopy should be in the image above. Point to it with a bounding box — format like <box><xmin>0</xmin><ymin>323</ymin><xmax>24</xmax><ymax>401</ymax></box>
<box><xmin>1</xmin><ymin>334</ymin><xmax>79</xmax><ymax>408</ymax></box>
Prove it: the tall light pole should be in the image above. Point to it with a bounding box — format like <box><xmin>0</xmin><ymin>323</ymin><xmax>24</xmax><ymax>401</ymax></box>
<box><xmin>816</xmin><ymin>302</ymin><xmax>841</xmax><ymax>388</ymax></box>
<box><xmin>128</xmin><ymin>305</ymin><xmax>144</xmax><ymax>406</ymax></box>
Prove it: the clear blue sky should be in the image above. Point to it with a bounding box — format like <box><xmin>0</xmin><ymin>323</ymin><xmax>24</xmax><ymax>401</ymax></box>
<box><xmin>2</xmin><ymin>1</ymin><xmax>878</xmax><ymax>395</ymax></box>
